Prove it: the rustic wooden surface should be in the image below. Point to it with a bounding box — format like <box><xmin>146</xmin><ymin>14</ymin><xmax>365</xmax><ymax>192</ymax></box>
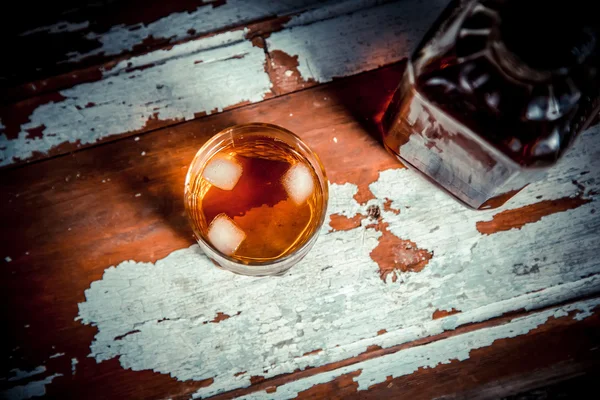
<box><xmin>1</xmin><ymin>1</ymin><xmax>599</xmax><ymax>399</ymax></box>
<box><xmin>0</xmin><ymin>0</ymin><xmax>449</xmax><ymax>167</ymax></box>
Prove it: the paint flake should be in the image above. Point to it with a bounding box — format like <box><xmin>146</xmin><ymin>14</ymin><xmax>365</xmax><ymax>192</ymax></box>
<box><xmin>0</xmin><ymin>31</ymin><xmax>271</xmax><ymax>167</ymax></box>
<box><xmin>20</xmin><ymin>21</ymin><xmax>90</xmax><ymax>36</ymax></box>
<box><xmin>238</xmin><ymin>299</ymin><xmax>600</xmax><ymax>399</ymax></box>
<box><xmin>8</xmin><ymin>366</ymin><xmax>46</xmax><ymax>382</ymax></box>
<box><xmin>2</xmin><ymin>373</ymin><xmax>62</xmax><ymax>400</ymax></box>
<box><xmin>0</xmin><ymin>0</ymin><xmax>449</xmax><ymax>167</ymax></box>
<box><xmin>61</xmin><ymin>1</ymin><xmax>324</xmax><ymax>64</ymax></box>
<box><xmin>267</xmin><ymin>0</ymin><xmax>448</xmax><ymax>83</ymax></box>
<box><xmin>76</xmin><ymin>126</ymin><xmax>599</xmax><ymax>397</ymax></box>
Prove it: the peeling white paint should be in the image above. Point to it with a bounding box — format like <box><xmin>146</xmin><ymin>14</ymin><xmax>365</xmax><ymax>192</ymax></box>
<box><xmin>5</xmin><ymin>256</ymin><xmax>12</xmax><ymax>262</ymax></box>
<box><xmin>61</xmin><ymin>0</ymin><xmax>325</xmax><ymax>63</ymax></box>
<box><xmin>103</xmin><ymin>30</ymin><xmax>247</xmax><ymax>77</ymax></box>
<box><xmin>20</xmin><ymin>21</ymin><xmax>90</xmax><ymax>36</ymax></box>
<box><xmin>267</xmin><ymin>0</ymin><xmax>450</xmax><ymax>83</ymax></box>
<box><xmin>240</xmin><ymin>298</ymin><xmax>600</xmax><ymax>399</ymax></box>
<box><xmin>18</xmin><ymin>0</ymin><xmax>391</xmax><ymax>65</ymax></box>
<box><xmin>7</xmin><ymin>366</ymin><xmax>46</xmax><ymax>382</ymax></box>
<box><xmin>77</xmin><ymin>126</ymin><xmax>599</xmax><ymax>398</ymax></box>
<box><xmin>48</xmin><ymin>353</ymin><xmax>65</xmax><ymax>359</ymax></box>
<box><xmin>283</xmin><ymin>0</ymin><xmax>390</xmax><ymax>28</ymax></box>
<box><xmin>369</xmin><ymin>127</ymin><xmax>600</xmax><ymax>287</ymax></box>
<box><xmin>1</xmin><ymin>373</ymin><xmax>62</xmax><ymax>400</ymax></box>
<box><xmin>0</xmin><ymin>0</ymin><xmax>452</xmax><ymax>167</ymax></box>
<box><xmin>0</xmin><ymin>31</ymin><xmax>271</xmax><ymax>166</ymax></box>
<box><xmin>71</xmin><ymin>358</ymin><xmax>78</xmax><ymax>375</ymax></box>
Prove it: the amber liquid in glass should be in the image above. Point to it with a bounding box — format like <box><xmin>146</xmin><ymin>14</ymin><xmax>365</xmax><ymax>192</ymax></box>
<box><xmin>186</xmin><ymin>135</ymin><xmax>325</xmax><ymax>263</ymax></box>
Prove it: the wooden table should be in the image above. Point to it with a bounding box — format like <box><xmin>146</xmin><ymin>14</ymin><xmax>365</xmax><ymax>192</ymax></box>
<box><xmin>2</xmin><ymin>1</ymin><xmax>599</xmax><ymax>399</ymax></box>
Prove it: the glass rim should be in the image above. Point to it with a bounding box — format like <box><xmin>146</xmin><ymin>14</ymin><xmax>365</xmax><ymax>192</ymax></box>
<box><xmin>184</xmin><ymin>122</ymin><xmax>329</xmax><ymax>274</ymax></box>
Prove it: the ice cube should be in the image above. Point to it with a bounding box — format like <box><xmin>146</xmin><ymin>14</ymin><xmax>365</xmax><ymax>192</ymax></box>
<box><xmin>202</xmin><ymin>156</ymin><xmax>242</xmax><ymax>191</ymax></box>
<box><xmin>282</xmin><ymin>163</ymin><xmax>314</xmax><ymax>204</ymax></box>
<box><xmin>207</xmin><ymin>214</ymin><xmax>246</xmax><ymax>256</ymax></box>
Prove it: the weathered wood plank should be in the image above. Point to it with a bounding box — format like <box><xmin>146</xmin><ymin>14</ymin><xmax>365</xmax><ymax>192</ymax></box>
<box><xmin>0</xmin><ymin>0</ymin><xmax>449</xmax><ymax>167</ymax></box>
<box><xmin>2</xmin><ymin>0</ymin><xmax>394</xmax><ymax>103</ymax></box>
<box><xmin>265</xmin><ymin>0</ymin><xmax>449</xmax><ymax>92</ymax></box>
<box><xmin>240</xmin><ymin>303</ymin><xmax>600</xmax><ymax>399</ymax></box>
<box><xmin>2</xmin><ymin>0</ymin><xmax>326</xmax><ymax>90</ymax></box>
<box><xmin>73</xmin><ymin>121</ymin><xmax>600</xmax><ymax>397</ymax></box>
<box><xmin>1</xmin><ymin>64</ymin><xmax>599</xmax><ymax>399</ymax></box>
<box><xmin>0</xmin><ymin>64</ymin><xmax>403</xmax><ymax>400</ymax></box>
<box><xmin>234</xmin><ymin>300</ymin><xmax>600</xmax><ymax>399</ymax></box>
<box><xmin>0</xmin><ymin>30</ymin><xmax>271</xmax><ymax>167</ymax></box>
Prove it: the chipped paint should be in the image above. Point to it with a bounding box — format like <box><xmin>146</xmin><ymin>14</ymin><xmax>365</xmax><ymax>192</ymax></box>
<box><xmin>476</xmin><ymin>195</ymin><xmax>592</xmax><ymax>235</ymax></box>
<box><xmin>71</xmin><ymin>358</ymin><xmax>78</xmax><ymax>375</ymax></box>
<box><xmin>329</xmin><ymin>213</ymin><xmax>364</xmax><ymax>231</ymax></box>
<box><xmin>266</xmin><ymin>0</ymin><xmax>450</xmax><ymax>83</ymax></box>
<box><xmin>0</xmin><ymin>31</ymin><xmax>271</xmax><ymax>166</ymax></box>
<box><xmin>239</xmin><ymin>299</ymin><xmax>600</xmax><ymax>399</ymax></box>
<box><xmin>61</xmin><ymin>0</ymin><xmax>325</xmax><ymax>63</ymax></box>
<box><xmin>19</xmin><ymin>21</ymin><xmax>90</xmax><ymax>36</ymax></box>
<box><xmin>0</xmin><ymin>0</ymin><xmax>452</xmax><ymax>167</ymax></box>
<box><xmin>103</xmin><ymin>30</ymin><xmax>246</xmax><ymax>77</ymax></box>
<box><xmin>382</xmin><ymin>198</ymin><xmax>399</xmax><ymax>215</ymax></box>
<box><xmin>7</xmin><ymin>366</ymin><xmax>46</xmax><ymax>382</ymax></box>
<box><xmin>283</xmin><ymin>0</ymin><xmax>390</xmax><ymax>29</ymax></box>
<box><xmin>48</xmin><ymin>353</ymin><xmax>65</xmax><ymax>359</ymax></box>
<box><xmin>369</xmin><ymin>221</ymin><xmax>433</xmax><ymax>281</ymax></box>
<box><xmin>77</xmin><ymin>127</ymin><xmax>599</xmax><ymax>398</ymax></box>
<box><xmin>1</xmin><ymin>373</ymin><xmax>62</xmax><ymax>400</ymax></box>
<box><xmin>432</xmin><ymin>308</ymin><xmax>460</xmax><ymax>320</ymax></box>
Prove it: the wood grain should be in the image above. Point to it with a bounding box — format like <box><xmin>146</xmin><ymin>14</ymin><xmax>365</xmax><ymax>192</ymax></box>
<box><xmin>1</xmin><ymin>0</ymin><xmax>326</xmax><ymax>92</ymax></box>
<box><xmin>291</xmin><ymin>309</ymin><xmax>600</xmax><ymax>400</ymax></box>
<box><xmin>3</xmin><ymin>0</ymin><xmax>401</xmax><ymax>103</ymax></box>
<box><xmin>0</xmin><ymin>64</ymin><xmax>401</xmax><ymax>399</ymax></box>
<box><xmin>184</xmin><ymin>299</ymin><xmax>600</xmax><ymax>399</ymax></box>
<box><xmin>2</xmin><ymin>61</ymin><xmax>599</xmax><ymax>399</ymax></box>
<box><xmin>0</xmin><ymin>0</ymin><xmax>449</xmax><ymax>167</ymax></box>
